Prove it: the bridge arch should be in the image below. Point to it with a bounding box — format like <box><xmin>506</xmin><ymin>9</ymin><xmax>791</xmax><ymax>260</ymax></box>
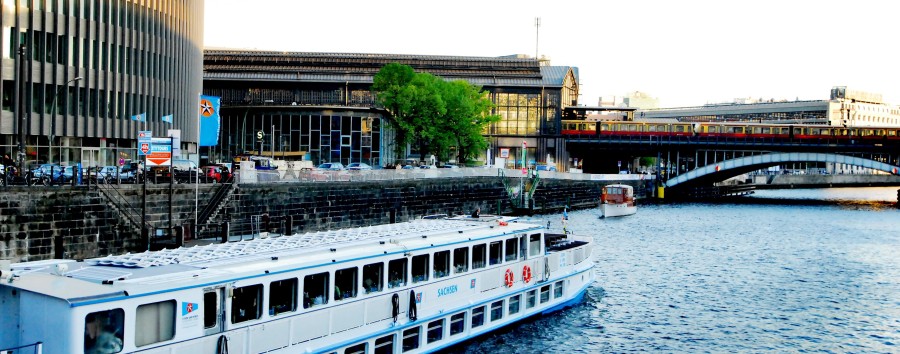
<box><xmin>665</xmin><ymin>152</ymin><xmax>900</xmax><ymax>188</ymax></box>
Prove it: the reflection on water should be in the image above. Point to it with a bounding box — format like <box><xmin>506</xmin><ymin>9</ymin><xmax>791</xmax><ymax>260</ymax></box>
<box><xmin>442</xmin><ymin>187</ymin><xmax>900</xmax><ymax>353</ymax></box>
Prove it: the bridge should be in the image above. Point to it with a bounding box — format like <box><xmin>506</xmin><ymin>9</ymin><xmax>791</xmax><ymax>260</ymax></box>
<box><xmin>562</xmin><ymin>126</ymin><xmax>900</xmax><ymax>195</ymax></box>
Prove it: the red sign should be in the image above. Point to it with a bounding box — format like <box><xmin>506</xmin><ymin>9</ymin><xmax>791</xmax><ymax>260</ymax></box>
<box><xmin>522</xmin><ymin>167</ymin><xmax>527</xmax><ymax>175</ymax></box>
<box><xmin>140</xmin><ymin>143</ymin><xmax>150</xmax><ymax>154</ymax></box>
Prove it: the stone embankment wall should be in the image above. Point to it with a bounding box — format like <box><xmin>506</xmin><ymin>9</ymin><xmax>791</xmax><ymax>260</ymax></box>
<box><xmin>0</xmin><ymin>177</ymin><xmax>641</xmax><ymax>263</ymax></box>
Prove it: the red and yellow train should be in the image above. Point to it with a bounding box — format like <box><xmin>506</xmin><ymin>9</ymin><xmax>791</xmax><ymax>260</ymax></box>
<box><xmin>561</xmin><ymin>120</ymin><xmax>900</xmax><ymax>141</ymax></box>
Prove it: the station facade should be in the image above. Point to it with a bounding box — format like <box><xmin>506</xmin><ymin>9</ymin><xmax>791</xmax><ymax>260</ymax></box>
<box><xmin>638</xmin><ymin>87</ymin><xmax>900</xmax><ymax>128</ymax></box>
<box><xmin>201</xmin><ymin>50</ymin><xmax>579</xmax><ymax>170</ymax></box>
<box><xmin>0</xmin><ymin>0</ymin><xmax>204</xmax><ymax>168</ymax></box>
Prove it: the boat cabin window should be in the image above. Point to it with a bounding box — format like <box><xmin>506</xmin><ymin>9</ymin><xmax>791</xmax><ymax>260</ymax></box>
<box><xmin>540</xmin><ymin>285</ymin><xmax>551</xmax><ymax>303</ymax></box>
<box><xmin>135</xmin><ymin>300</ymin><xmax>176</xmax><ymax>347</ymax></box>
<box><xmin>427</xmin><ymin>319</ymin><xmax>444</xmax><ymax>343</ymax></box>
<box><xmin>402</xmin><ymin>326</ymin><xmax>420</xmax><ymax>352</ymax></box>
<box><xmin>449</xmin><ymin>312</ymin><xmax>466</xmax><ymax>336</ymax></box>
<box><xmin>374</xmin><ymin>334</ymin><xmax>395</xmax><ymax>354</ymax></box>
<box><xmin>203</xmin><ymin>291</ymin><xmax>218</xmax><ymax>329</ymax></box>
<box><xmin>335</xmin><ymin>267</ymin><xmax>358</xmax><ymax>301</ymax></box>
<box><xmin>471</xmin><ymin>306</ymin><xmax>485</xmax><ymax>328</ymax></box>
<box><xmin>489</xmin><ymin>241</ymin><xmax>502</xmax><ymax>265</ymax></box>
<box><xmin>84</xmin><ymin>309</ymin><xmax>124</xmax><ymax>354</ymax></box>
<box><xmin>269</xmin><ymin>278</ymin><xmax>298</xmax><ymax>316</ymax></box>
<box><xmin>231</xmin><ymin>284</ymin><xmax>263</xmax><ymax>323</ymax></box>
<box><xmin>490</xmin><ymin>300</ymin><xmax>504</xmax><ymax>321</ymax></box>
<box><xmin>453</xmin><ymin>247</ymin><xmax>468</xmax><ymax>274</ymax></box>
<box><xmin>411</xmin><ymin>254</ymin><xmax>429</xmax><ymax>283</ymax></box>
<box><xmin>344</xmin><ymin>342</ymin><xmax>366</xmax><ymax>354</ymax></box>
<box><xmin>509</xmin><ymin>295</ymin><xmax>521</xmax><ymax>315</ymax></box>
<box><xmin>526</xmin><ymin>290</ymin><xmax>537</xmax><ymax>309</ymax></box>
<box><xmin>433</xmin><ymin>251</ymin><xmax>450</xmax><ymax>278</ymax></box>
<box><xmin>304</xmin><ymin>272</ymin><xmax>330</xmax><ymax>308</ymax></box>
<box><xmin>504</xmin><ymin>238</ymin><xmax>518</xmax><ymax>262</ymax></box>
<box><xmin>472</xmin><ymin>244</ymin><xmax>486</xmax><ymax>269</ymax></box>
<box><xmin>554</xmin><ymin>280</ymin><xmax>565</xmax><ymax>298</ymax></box>
<box><xmin>363</xmin><ymin>262</ymin><xmax>384</xmax><ymax>294</ymax></box>
<box><xmin>529</xmin><ymin>234</ymin><xmax>542</xmax><ymax>256</ymax></box>
<box><xmin>388</xmin><ymin>258</ymin><xmax>408</xmax><ymax>288</ymax></box>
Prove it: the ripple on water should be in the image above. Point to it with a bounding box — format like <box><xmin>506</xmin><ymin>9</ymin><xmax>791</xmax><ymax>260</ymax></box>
<box><xmin>443</xmin><ymin>189</ymin><xmax>900</xmax><ymax>353</ymax></box>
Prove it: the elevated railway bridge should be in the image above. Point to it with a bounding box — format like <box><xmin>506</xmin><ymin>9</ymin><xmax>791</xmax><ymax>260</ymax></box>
<box><xmin>559</xmin><ymin>120</ymin><xmax>900</xmax><ymax>196</ymax></box>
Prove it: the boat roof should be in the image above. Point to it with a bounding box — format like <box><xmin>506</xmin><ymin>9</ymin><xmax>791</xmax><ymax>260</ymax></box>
<box><xmin>2</xmin><ymin>215</ymin><xmax>543</xmax><ymax>305</ymax></box>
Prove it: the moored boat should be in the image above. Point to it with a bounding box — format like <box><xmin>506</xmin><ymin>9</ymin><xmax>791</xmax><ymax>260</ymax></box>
<box><xmin>0</xmin><ymin>215</ymin><xmax>595</xmax><ymax>354</ymax></box>
<box><xmin>599</xmin><ymin>184</ymin><xmax>637</xmax><ymax>218</ymax></box>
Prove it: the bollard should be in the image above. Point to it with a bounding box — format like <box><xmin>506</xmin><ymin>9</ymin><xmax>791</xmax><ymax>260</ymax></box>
<box><xmin>284</xmin><ymin>215</ymin><xmax>293</xmax><ymax>235</ymax></box>
<box><xmin>221</xmin><ymin>221</ymin><xmax>230</xmax><ymax>243</ymax></box>
<box><xmin>174</xmin><ymin>226</ymin><xmax>184</xmax><ymax>248</ymax></box>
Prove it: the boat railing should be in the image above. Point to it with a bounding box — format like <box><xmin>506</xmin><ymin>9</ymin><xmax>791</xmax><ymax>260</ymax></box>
<box><xmin>0</xmin><ymin>342</ymin><xmax>43</xmax><ymax>354</ymax></box>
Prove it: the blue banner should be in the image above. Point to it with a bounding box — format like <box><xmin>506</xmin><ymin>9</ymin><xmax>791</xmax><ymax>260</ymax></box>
<box><xmin>199</xmin><ymin>96</ymin><xmax>220</xmax><ymax>147</ymax></box>
<box><xmin>131</xmin><ymin>113</ymin><xmax>146</xmax><ymax>122</ymax></box>
<box><xmin>161</xmin><ymin>114</ymin><xmax>173</xmax><ymax>123</ymax></box>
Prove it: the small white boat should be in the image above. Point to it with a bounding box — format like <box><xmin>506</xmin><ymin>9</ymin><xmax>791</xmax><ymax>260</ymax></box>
<box><xmin>599</xmin><ymin>184</ymin><xmax>636</xmax><ymax>218</ymax></box>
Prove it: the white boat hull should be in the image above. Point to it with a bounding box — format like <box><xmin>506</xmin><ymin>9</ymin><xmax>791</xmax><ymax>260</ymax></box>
<box><xmin>600</xmin><ymin>203</ymin><xmax>637</xmax><ymax>218</ymax></box>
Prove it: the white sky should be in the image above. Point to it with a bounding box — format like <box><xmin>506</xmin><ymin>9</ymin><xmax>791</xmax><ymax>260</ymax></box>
<box><xmin>204</xmin><ymin>0</ymin><xmax>900</xmax><ymax>108</ymax></box>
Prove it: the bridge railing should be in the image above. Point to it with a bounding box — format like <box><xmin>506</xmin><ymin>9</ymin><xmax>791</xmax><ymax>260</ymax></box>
<box><xmin>232</xmin><ymin>168</ymin><xmax>656</xmax><ymax>184</ymax></box>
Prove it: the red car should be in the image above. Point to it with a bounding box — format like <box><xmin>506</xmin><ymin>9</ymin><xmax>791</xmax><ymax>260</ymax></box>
<box><xmin>200</xmin><ymin>165</ymin><xmax>228</xmax><ymax>183</ymax></box>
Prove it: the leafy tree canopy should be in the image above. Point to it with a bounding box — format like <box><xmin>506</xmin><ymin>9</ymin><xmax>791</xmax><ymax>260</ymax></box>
<box><xmin>373</xmin><ymin>63</ymin><xmax>499</xmax><ymax>164</ymax></box>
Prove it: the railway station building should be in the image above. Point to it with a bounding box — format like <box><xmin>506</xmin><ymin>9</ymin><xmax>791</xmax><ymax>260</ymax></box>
<box><xmin>201</xmin><ymin>50</ymin><xmax>579</xmax><ymax>170</ymax></box>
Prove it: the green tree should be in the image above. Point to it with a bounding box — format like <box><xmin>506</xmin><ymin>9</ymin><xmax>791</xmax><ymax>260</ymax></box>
<box><xmin>373</xmin><ymin>63</ymin><xmax>497</xmax><ymax>164</ymax></box>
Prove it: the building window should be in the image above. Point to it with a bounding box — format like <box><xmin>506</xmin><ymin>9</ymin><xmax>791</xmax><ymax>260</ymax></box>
<box><xmin>231</xmin><ymin>284</ymin><xmax>263</xmax><ymax>323</ymax></box>
<box><xmin>269</xmin><ymin>278</ymin><xmax>298</xmax><ymax>316</ymax></box>
<box><xmin>335</xmin><ymin>267</ymin><xmax>358</xmax><ymax>301</ymax></box>
<box><xmin>363</xmin><ymin>262</ymin><xmax>383</xmax><ymax>294</ymax></box>
<box><xmin>84</xmin><ymin>309</ymin><xmax>124</xmax><ymax>354</ymax></box>
<box><xmin>427</xmin><ymin>319</ymin><xmax>444</xmax><ymax>343</ymax></box>
<box><xmin>135</xmin><ymin>300</ymin><xmax>176</xmax><ymax>346</ymax></box>
<box><xmin>433</xmin><ymin>250</ymin><xmax>450</xmax><ymax>279</ymax></box>
<box><xmin>304</xmin><ymin>272</ymin><xmax>329</xmax><ymax>308</ymax></box>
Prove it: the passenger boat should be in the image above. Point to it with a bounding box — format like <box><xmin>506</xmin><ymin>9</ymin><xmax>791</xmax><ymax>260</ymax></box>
<box><xmin>0</xmin><ymin>215</ymin><xmax>595</xmax><ymax>354</ymax></box>
<box><xmin>599</xmin><ymin>184</ymin><xmax>637</xmax><ymax>218</ymax></box>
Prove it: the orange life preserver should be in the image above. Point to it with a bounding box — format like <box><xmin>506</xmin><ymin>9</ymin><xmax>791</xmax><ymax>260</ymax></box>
<box><xmin>522</xmin><ymin>265</ymin><xmax>533</xmax><ymax>284</ymax></box>
<box><xmin>504</xmin><ymin>268</ymin><xmax>514</xmax><ymax>288</ymax></box>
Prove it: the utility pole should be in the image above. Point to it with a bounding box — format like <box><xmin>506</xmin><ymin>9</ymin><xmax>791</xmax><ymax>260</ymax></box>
<box><xmin>534</xmin><ymin>17</ymin><xmax>541</xmax><ymax>61</ymax></box>
<box><xmin>16</xmin><ymin>44</ymin><xmax>26</xmax><ymax>172</ymax></box>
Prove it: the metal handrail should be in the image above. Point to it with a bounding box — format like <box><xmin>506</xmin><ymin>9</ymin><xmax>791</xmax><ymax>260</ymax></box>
<box><xmin>197</xmin><ymin>181</ymin><xmax>236</xmax><ymax>225</ymax></box>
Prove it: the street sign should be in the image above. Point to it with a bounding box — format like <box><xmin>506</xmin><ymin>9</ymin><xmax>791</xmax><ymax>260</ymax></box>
<box><xmin>138</xmin><ymin>130</ymin><xmax>152</xmax><ymax>142</ymax></box>
<box><xmin>146</xmin><ymin>139</ymin><xmax>172</xmax><ymax>166</ymax></box>
<box><xmin>256</xmin><ymin>130</ymin><xmax>264</xmax><ymax>141</ymax></box>
<box><xmin>138</xmin><ymin>142</ymin><xmax>151</xmax><ymax>156</ymax></box>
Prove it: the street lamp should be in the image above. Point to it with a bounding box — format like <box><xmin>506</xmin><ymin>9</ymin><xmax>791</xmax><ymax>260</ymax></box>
<box><xmin>49</xmin><ymin>76</ymin><xmax>83</xmax><ymax>164</ymax></box>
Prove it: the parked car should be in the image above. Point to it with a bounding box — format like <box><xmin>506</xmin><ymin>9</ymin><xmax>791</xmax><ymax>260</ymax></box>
<box><xmin>317</xmin><ymin>162</ymin><xmax>344</xmax><ymax>171</ymax></box>
<box><xmin>29</xmin><ymin>163</ymin><xmax>67</xmax><ymax>185</ymax></box>
<box><xmin>419</xmin><ymin>165</ymin><xmax>436</xmax><ymax>169</ymax></box>
<box><xmin>440</xmin><ymin>164</ymin><xmax>459</xmax><ymax>169</ymax></box>
<box><xmin>535</xmin><ymin>164</ymin><xmax>557</xmax><ymax>171</ymax></box>
<box><xmin>346</xmin><ymin>163</ymin><xmax>372</xmax><ymax>171</ymax></box>
<box><xmin>201</xmin><ymin>165</ymin><xmax>228</xmax><ymax>183</ymax></box>
<box><xmin>150</xmin><ymin>159</ymin><xmax>199</xmax><ymax>183</ymax></box>
<box><xmin>96</xmin><ymin>165</ymin><xmax>138</xmax><ymax>183</ymax></box>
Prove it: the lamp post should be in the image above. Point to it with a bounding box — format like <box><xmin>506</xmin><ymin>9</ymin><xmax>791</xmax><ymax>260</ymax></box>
<box><xmin>49</xmin><ymin>76</ymin><xmax>83</xmax><ymax>163</ymax></box>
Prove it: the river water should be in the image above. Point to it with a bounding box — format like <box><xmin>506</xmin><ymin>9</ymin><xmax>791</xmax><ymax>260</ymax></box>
<box><xmin>446</xmin><ymin>187</ymin><xmax>900</xmax><ymax>353</ymax></box>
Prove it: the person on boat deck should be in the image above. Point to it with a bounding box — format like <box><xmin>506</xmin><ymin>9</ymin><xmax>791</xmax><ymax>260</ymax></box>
<box><xmin>471</xmin><ymin>208</ymin><xmax>480</xmax><ymax>218</ymax></box>
<box><xmin>84</xmin><ymin>313</ymin><xmax>122</xmax><ymax>354</ymax></box>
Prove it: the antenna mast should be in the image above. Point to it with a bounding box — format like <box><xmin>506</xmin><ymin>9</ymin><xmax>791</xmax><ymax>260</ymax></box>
<box><xmin>534</xmin><ymin>17</ymin><xmax>541</xmax><ymax>60</ymax></box>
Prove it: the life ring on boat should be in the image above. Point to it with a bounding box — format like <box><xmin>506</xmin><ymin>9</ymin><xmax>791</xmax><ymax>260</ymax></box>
<box><xmin>504</xmin><ymin>268</ymin><xmax>514</xmax><ymax>288</ymax></box>
<box><xmin>522</xmin><ymin>265</ymin><xmax>533</xmax><ymax>283</ymax></box>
